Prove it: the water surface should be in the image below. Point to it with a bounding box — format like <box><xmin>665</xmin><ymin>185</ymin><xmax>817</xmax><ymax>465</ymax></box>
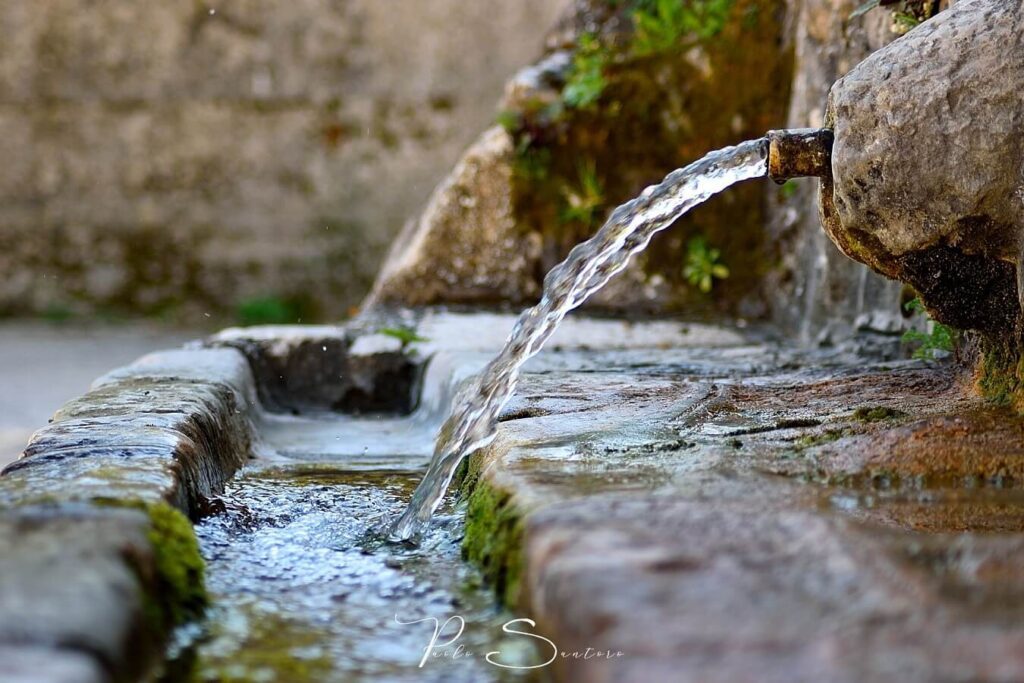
<box><xmin>168</xmin><ymin>466</ymin><xmax>542</xmax><ymax>682</ymax></box>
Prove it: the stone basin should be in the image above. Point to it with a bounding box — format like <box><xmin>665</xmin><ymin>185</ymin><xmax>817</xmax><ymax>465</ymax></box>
<box><xmin>3</xmin><ymin>311</ymin><xmax>1024</xmax><ymax>682</ymax></box>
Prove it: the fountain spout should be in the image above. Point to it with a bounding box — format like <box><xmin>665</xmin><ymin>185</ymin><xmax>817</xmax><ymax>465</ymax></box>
<box><xmin>766</xmin><ymin>128</ymin><xmax>833</xmax><ymax>184</ymax></box>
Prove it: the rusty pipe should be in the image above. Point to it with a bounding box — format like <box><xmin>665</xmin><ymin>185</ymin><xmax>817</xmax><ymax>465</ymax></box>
<box><xmin>766</xmin><ymin>128</ymin><xmax>834</xmax><ymax>184</ymax></box>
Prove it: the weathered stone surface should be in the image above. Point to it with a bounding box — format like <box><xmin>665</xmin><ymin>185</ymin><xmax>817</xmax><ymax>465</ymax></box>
<box><xmin>0</xmin><ymin>0</ymin><xmax>570</xmax><ymax>320</ymax></box>
<box><xmin>370</xmin><ymin>0</ymin><xmax>793</xmax><ymax>316</ymax></box>
<box><xmin>1</xmin><ymin>348</ymin><xmax>257</xmax><ymax>515</ymax></box>
<box><xmin>0</xmin><ymin>506</ymin><xmax>155</xmax><ymax>683</ymax></box>
<box><xmin>367</xmin><ymin>127</ymin><xmax>539</xmax><ymax>308</ymax></box>
<box><xmin>814</xmin><ymin>406</ymin><xmax>1024</xmax><ymax>484</ymax></box>
<box><xmin>0</xmin><ymin>645</ymin><xmax>104</xmax><ymax>683</ymax></box>
<box><xmin>211</xmin><ymin>325</ymin><xmax>426</xmax><ymax>414</ymax></box>
<box><xmin>767</xmin><ymin>0</ymin><xmax>905</xmax><ymax>342</ymax></box>
<box><xmin>458</xmin><ymin>336</ymin><xmax>1024</xmax><ymax>681</ymax></box>
<box><xmin>822</xmin><ymin>0</ymin><xmax>1024</xmax><ymax>334</ymax></box>
<box><xmin>0</xmin><ymin>344</ymin><xmax>261</xmax><ymax>683</ymax></box>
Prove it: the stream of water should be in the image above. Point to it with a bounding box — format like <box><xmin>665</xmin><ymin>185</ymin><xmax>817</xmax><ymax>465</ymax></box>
<box><xmin>390</xmin><ymin>138</ymin><xmax>770</xmax><ymax>541</ymax></box>
<box><xmin>167</xmin><ymin>465</ymin><xmax>541</xmax><ymax>682</ymax></box>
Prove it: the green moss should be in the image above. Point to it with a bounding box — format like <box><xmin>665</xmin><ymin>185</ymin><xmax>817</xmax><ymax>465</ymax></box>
<box><xmin>505</xmin><ymin>0</ymin><xmax>792</xmax><ymax>316</ymax></box>
<box><xmin>852</xmin><ymin>406</ymin><xmax>907</xmax><ymax>423</ymax></box>
<box><xmin>794</xmin><ymin>428</ymin><xmax>851</xmax><ymax>449</ymax></box>
<box><xmin>95</xmin><ymin>498</ymin><xmax>207</xmax><ymax>631</ymax></box>
<box><xmin>461</xmin><ymin>476</ymin><xmax>526</xmax><ymax>608</ymax></box>
<box><xmin>631</xmin><ymin>0</ymin><xmax>735</xmax><ymax>56</ymax></box>
<box><xmin>977</xmin><ymin>340</ymin><xmax>1024</xmax><ymax>412</ymax></box>
<box><xmin>146</xmin><ymin>501</ymin><xmax>207</xmax><ymax>625</ymax></box>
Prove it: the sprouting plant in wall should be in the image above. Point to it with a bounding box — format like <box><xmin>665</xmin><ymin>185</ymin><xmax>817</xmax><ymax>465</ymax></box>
<box><xmin>901</xmin><ymin>297</ymin><xmax>956</xmax><ymax>360</ymax></box>
<box><xmin>496</xmin><ymin>110</ymin><xmax>522</xmax><ymax>135</ymax></box>
<box><xmin>563</xmin><ymin>34</ymin><xmax>608</xmax><ymax>109</ymax></box>
<box><xmin>632</xmin><ymin>0</ymin><xmax>735</xmax><ymax>56</ymax></box>
<box><xmin>849</xmin><ymin>0</ymin><xmax>937</xmax><ymax>34</ymax></box>
<box><xmin>559</xmin><ymin>161</ymin><xmax>605</xmax><ymax>226</ymax></box>
<box><xmin>378</xmin><ymin>326</ymin><xmax>430</xmax><ymax>352</ymax></box>
<box><xmin>510</xmin><ymin>137</ymin><xmax>553</xmax><ymax>183</ymax></box>
<box><xmin>780</xmin><ymin>179</ymin><xmax>799</xmax><ymax>200</ymax></box>
<box><xmin>683</xmin><ymin>236</ymin><xmax>729</xmax><ymax>293</ymax></box>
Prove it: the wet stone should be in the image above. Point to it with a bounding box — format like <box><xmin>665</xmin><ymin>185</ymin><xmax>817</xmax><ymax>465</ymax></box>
<box><xmin>459</xmin><ymin>339</ymin><xmax>1024</xmax><ymax>682</ymax></box>
<box><xmin>0</xmin><ymin>505</ymin><xmax>155</xmax><ymax>682</ymax></box>
<box><xmin>0</xmin><ymin>646</ymin><xmax>105</xmax><ymax>683</ymax></box>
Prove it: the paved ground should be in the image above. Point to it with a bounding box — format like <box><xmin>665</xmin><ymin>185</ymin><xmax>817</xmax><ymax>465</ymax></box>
<box><xmin>0</xmin><ymin>322</ymin><xmax>203</xmax><ymax>468</ymax></box>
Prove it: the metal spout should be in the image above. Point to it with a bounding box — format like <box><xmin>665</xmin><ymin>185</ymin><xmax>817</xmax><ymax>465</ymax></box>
<box><xmin>766</xmin><ymin>128</ymin><xmax>834</xmax><ymax>184</ymax></box>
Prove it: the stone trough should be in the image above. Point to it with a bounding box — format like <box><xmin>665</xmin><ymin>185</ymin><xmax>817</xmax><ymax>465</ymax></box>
<box><xmin>5</xmin><ymin>311</ymin><xmax>1024</xmax><ymax>682</ymax></box>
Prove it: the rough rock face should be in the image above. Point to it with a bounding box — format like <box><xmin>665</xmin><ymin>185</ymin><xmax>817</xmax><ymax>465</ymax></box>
<box><xmin>0</xmin><ymin>0</ymin><xmax>570</xmax><ymax>321</ymax></box>
<box><xmin>367</xmin><ymin>127</ymin><xmax>542</xmax><ymax>308</ymax></box>
<box><xmin>370</xmin><ymin>0</ymin><xmax>793</xmax><ymax>316</ymax></box>
<box><xmin>822</xmin><ymin>0</ymin><xmax>1024</xmax><ymax>335</ymax></box>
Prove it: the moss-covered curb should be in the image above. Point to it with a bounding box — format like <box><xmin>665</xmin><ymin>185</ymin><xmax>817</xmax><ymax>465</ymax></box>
<box><xmin>97</xmin><ymin>498</ymin><xmax>208</xmax><ymax>633</ymax></box>
<box><xmin>0</xmin><ymin>346</ymin><xmax>258</xmax><ymax>682</ymax></box>
<box><xmin>457</xmin><ymin>453</ymin><xmax>528</xmax><ymax>608</ymax></box>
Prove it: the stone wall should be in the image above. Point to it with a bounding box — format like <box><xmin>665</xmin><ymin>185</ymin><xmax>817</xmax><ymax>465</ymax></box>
<box><xmin>767</xmin><ymin>0</ymin><xmax>955</xmax><ymax>343</ymax></box>
<box><xmin>0</xmin><ymin>0</ymin><xmax>570</xmax><ymax>321</ymax></box>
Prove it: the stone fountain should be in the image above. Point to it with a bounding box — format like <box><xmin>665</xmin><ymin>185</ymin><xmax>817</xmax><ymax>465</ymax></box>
<box><xmin>2</xmin><ymin>1</ymin><xmax>1024</xmax><ymax>682</ymax></box>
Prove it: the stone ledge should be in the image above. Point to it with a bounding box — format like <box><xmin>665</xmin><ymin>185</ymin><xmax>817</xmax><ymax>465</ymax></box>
<box><xmin>0</xmin><ymin>345</ymin><xmax>261</xmax><ymax>683</ymax></box>
<box><xmin>0</xmin><ymin>505</ymin><xmax>174</xmax><ymax>683</ymax></box>
<box><xmin>458</xmin><ymin>347</ymin><xmax>1024</xmax><ymax>681</ymax></box>
<box><xmin>0</xmin><ymin>645</ymin><xmax>105</xmax><ymax>683</ymax></box>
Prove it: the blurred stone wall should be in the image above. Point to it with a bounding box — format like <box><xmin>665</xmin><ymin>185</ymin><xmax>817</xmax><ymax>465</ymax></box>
<box><xmin>767</xmin><ymin>0</ymin><xmax>955</xmax><ymax>343</ymax></box>
<box><xmin>0</xmin><ymin>0</ymin><xmax>570</xmax><ymax>321</ymax></box>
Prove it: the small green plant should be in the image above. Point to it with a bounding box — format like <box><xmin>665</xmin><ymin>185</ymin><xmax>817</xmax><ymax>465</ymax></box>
<box><xmin>378</xmin><ymin>326</ymin><xmax>429</xmax><ymax>352</ymax></box>
<box><xmin>780</xmin><ymin>179</ymin><xmax>799</xmax><ymax>200</ymax></box>
<box><xmin>510</xmin><ymin>136</ymin><xmax>553</xmax><ymax>182</ymax></box>
<box><xmin>849</xmin><ymin>0</ymin><xmax>935</xmax><ymax>33</ymax></box>
<box><xmin>901</xmin><ymin>298</ymin><xmax>956</xmax><ymax>360</ymax></box>
<box><xmin>683</xmin><ymin>236</ymin><xmax>729</xmax><ymax>293</ymax></box>
<box><xmin>559</xmin><ymin>161</ymin><xmax>605</xmax><ymax>226</ymax></box>
<box><xmin>41</xmin><ymin>303</ymin><xmax>74</xmax><ymax>322</ymax></box>
<box><xmin>236</xmin><ymin>297</ymin><xmax>302</xmax><ymax>326</ymax></box>
<box><xmin>892</xmin><ymin>11</ymin><xmax>921</xmax><ymax>29</ymax></box>
<box><xmin>632</xmin><ymin>0</ymin><xmax>735</xmax><ymax>56</ymax></box>
<box><xmin>496</xmin><ymin>110</ymin><xmax>521</xmax><ymax>134</ymax></box>
<box><xmin>563</xmin><ymin>34</ymin><xmax>608</xmax><ymax>109</ymax></box>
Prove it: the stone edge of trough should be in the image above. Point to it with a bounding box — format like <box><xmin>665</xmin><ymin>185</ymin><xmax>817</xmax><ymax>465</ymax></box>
<box><xmin>0</xmin><ymin>341</ymin><xmax>265</xmax><ymax>683</ymax></box>
<box><xmin>0</xmin><ymin>320</ymin><xmax>432</xmax><ymax>683</ymax></box>
<box><xmin>0</xmin><ymin>317</ymin><xmax>526</xmax><ymax>683</ymax></box>
<box><xmin>455</xmin><ymin>436</ymin><xmax>531</xmax><ymax>610</ymax></box>
<box><xmin>0</xmin><ymin>344</ymin><xmax>260</xmax><ymax>683</ymax></box>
